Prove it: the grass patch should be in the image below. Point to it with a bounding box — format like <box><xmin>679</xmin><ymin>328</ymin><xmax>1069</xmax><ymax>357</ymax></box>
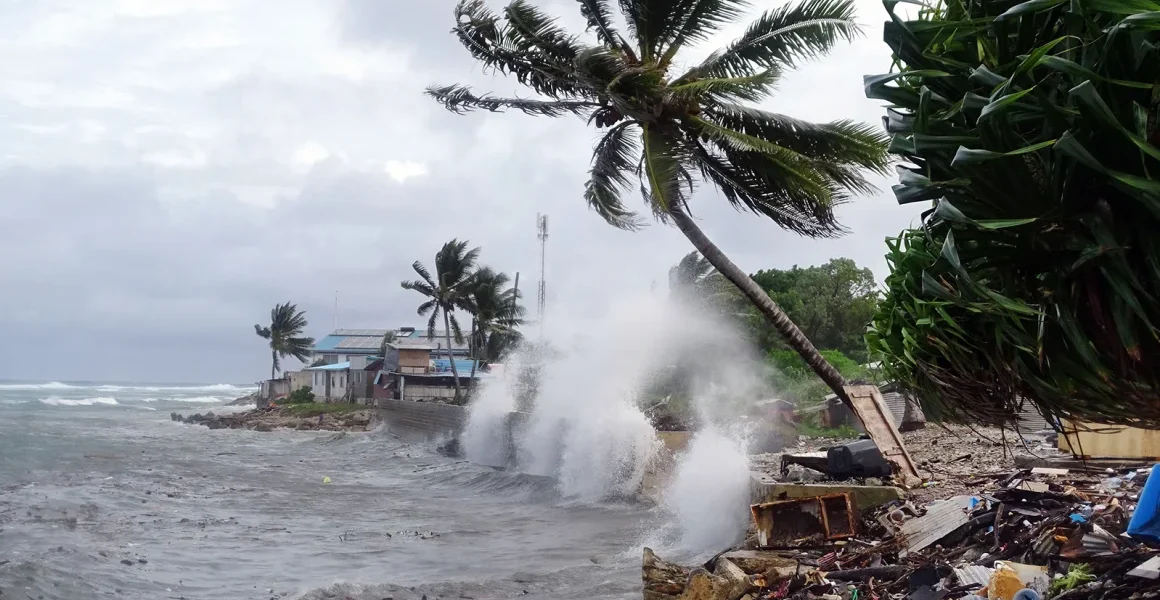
<box><xmin>283</xmin><ymin>403</ymin><xmax>366</xmax><ymax>417</ymax></box>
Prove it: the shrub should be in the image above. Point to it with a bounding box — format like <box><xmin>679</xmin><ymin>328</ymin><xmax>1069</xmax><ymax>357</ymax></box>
<box><xmin>286</xmin><ymin>386</ymin><xmax>315</xmax><ymax>404</ymax></box>
<box><xmin>866</xmin><ymin>0</ymin><xmax>1160</xmax><ymax>426</ymax></box>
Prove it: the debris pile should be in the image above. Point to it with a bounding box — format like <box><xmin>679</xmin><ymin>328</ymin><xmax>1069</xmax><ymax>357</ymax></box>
<box><xmin>645</xmin><ymin>464</ymin><xmax>1160</xmax><ymax>600</ymax></box>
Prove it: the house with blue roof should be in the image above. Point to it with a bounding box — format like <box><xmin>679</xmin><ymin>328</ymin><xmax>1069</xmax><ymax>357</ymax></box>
<box><xmin>309</xmin><ymin>327</ymin><xmax>468</xmax><ymax>366</ymax></box>
<box><xmin>300</xmin><ymin>327</ymin><xmax>486</xmax><ymax>404</ymax></box>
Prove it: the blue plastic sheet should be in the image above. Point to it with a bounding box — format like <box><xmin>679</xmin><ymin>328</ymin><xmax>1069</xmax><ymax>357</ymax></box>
<box><xmin>1127</xmin><ymin>464</ymin><xmax>1160</xmax><ymax>545</ymax></box>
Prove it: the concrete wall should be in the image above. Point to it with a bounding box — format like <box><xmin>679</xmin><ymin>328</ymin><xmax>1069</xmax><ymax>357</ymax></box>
<box><xmin>289</xmin><ymin>371</ymin><xmax>312</xmax><ymax>393</ymax></box>
<box><xmin>375</xmin><ymin>399</ymin><xmax>468</xmax><ymax>442</ymax></box>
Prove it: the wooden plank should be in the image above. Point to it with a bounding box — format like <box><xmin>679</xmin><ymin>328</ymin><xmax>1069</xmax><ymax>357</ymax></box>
<box><xmin>1059</xmin><ymin>420</ymin><xmax>1160</xmax><ymax>459</ymax></box>
<box><xmin>844</xmin><ymin>385</ymin><xmax>921</xmax><ymax>487</ymax></box>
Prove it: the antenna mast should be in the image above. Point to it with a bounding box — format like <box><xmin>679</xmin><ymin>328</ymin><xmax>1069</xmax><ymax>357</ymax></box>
<box><xmin>536</xmin><ymin>214</ymin><xmax>548</xmax><ymax>337</ymax></box>
<box><xmin>334</xmin><ymin>291</ymin><xmax>339</xmax><ymax>330</ymax></box>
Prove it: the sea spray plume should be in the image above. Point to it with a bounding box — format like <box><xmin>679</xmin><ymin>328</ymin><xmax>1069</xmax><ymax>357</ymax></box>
<box><xmin>462</xmin><ymin>292</ymin><xmax>768</xmax><ymax>508</ymax></box>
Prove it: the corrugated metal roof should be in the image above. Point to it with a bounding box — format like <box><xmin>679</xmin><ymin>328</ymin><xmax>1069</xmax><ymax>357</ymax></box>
<box><xmin>313</xmin><ymin>328</ymin><xmax>468</xmax><ymax>353</ymax></box>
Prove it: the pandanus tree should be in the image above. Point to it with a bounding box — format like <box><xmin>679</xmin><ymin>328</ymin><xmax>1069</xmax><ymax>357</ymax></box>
<box><xmin>428</xmin><ymin>0</ymin><xmax>890</xmax><ymax>404</ymax></box>
<box><xmin>401</xmin><ymin>239</ymin><xmax>481</xmax><ymax>400</ymax></box>
<box><xmin>865</xmin><ymin>0</ymin><xmax>1160</xmax><ymax>427</ymax></box>
<box><xmin>254</xmin><ymin>302</ymin><xmax>315</xmax><ymax>381</ymax></box>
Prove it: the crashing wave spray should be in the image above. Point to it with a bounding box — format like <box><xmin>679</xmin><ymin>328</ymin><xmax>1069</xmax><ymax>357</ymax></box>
<box><xmin>463</xmin><ymin>291</ymin><xmax>767</xmax><ymax>520</ymax></box>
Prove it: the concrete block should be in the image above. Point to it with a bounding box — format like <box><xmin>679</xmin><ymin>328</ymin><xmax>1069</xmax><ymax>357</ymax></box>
<box><xmin>750</xmin><ymin>478</ymin><xmax>904</xmax><ymax>510</ymax></box>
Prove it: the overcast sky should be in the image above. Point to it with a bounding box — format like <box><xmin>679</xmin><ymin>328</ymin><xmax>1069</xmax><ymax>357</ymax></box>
<box><xmin>0</xmin><ymin>0</ymin><xmax>920</xmax><ymax>383</ymax></box>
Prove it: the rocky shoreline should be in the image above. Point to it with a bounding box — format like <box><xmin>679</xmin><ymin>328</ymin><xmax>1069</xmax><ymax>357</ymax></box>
<box><xmin>170</xmin><ymin>405</ymin><xmax>373</xmax><ymax>432</ymax></box>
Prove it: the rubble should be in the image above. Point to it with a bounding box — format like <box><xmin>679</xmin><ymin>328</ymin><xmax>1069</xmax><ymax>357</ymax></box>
<box><xmin>646</xmin><ymin>462</ymin><xmax>1160</xmax><ymax>600</ymax></box>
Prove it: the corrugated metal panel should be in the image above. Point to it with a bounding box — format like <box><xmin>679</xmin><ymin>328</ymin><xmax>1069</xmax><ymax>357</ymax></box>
<box><xmin>305</xmin><ymin>361</ymin><xmax>351</xmax><ymax>371</ymax></box>
<box><xmin>312</xmin><ymin>335</ymin><xmax>345</xmax><ymax>351</ymax></box>
<box><xmin>883</xmin><ymin>391</ymin><xmax>926</xmax><ymax>426</ymax></box>
<box><xmin>1017</xmin><ymin>402</ymin><xmax>1051</xmax><ymax>431</ymax></box>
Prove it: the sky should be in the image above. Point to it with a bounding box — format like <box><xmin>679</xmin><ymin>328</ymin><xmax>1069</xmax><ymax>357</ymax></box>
<box><xmin>0</xmin><ymin>0</ymin><xmax>922</xmax><ymax>383</ymax></box>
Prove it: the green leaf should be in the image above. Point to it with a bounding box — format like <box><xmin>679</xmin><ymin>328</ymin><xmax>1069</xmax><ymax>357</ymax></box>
<box><xmin>995</xmin><ymin>0</ymin><xmax>1069</xmax><ymax>20</ymax></box>
<box><xmin>1037</xmin><ymin>55</ymin><xmax>1154</xmax><ymax>89</ymax></box>
<box><xmin>978</xmin><ymin>86</ymin><xmax>1037</xmax><ymax>121</ymax></box>
<box><xmin>975</xmin><ymin>217</ymin><xmax>1038</xmax><ymax>229</ymax></box>
<box><xmin>1071</xmin><ymin>81</ymin><xmax>1160</xmax><ymax>163</ymax></box>
<box><xmin>951</xmin><ymin>139</ymin><xmax>1057</xmax><ymax>165</ymax></box>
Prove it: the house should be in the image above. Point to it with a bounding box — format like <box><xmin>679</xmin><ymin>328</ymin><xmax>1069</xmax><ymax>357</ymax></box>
<box><xmin>309</xmin><ymin>327</ymin><xmax>468</xmax><ymax>366</ymax></box>
<box><xmin>366</xmin><ymin>344</ymin><xmax>486</xmax><ymax>405</ymax></box>
<box><xmin>304</xmin><ymin>355</ymin><xmax>384</xmax><ymax>403</ymax></box>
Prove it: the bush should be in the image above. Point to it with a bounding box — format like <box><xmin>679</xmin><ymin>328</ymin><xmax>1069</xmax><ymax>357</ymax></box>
<box><xmin>865</xmin><ymin>0</ymin><xmax>1160</xmax><ymax>426</ymax></box>
<box><xmin>767</xmin><ymin>349</ymin><xmax>870</xmax><ymax>407</ymax></box>
<box><xmin>285</xmin><ymin>403</ymin><xmax>364</xmax><ymax>417</ymax></box>
<box><xmin>286</xmin><ymin>386</ymin><xmax>315</xmax><ymax>404</ymax></box>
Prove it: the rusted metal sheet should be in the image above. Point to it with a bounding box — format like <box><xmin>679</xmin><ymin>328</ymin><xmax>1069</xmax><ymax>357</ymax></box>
<box><xmin>750</xmin><ymin>493</ymin><xmax>856</xmax><ymax>548</ymax></box>
<box><xmin>844</xmin><ymin>385</ymin><xmax>921</xmax><ymax>486</ymax></box>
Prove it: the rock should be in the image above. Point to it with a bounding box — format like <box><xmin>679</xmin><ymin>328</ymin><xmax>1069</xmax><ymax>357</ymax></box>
<box><xmin>254</xmin><ymin>424</ymin><xmax>273</xmax><ymax>432</ymax></box>
<box><xmin>120</xmin><ymin>559</ymin><xmax>134</xmax><ymax>566</ymax></box>
<box><xmin>643</xmin><ymin>547</ymin><xmax>689</xmax><ymax>600</ymax></box>
<box><xmin>718</xmin><ymin>551</ymin><xmax>802</xmax><ymax>580</ymax></box>
<box><xmin>680</xmin><ymin>569</ymin><xmax>730</xmax><ymax>600</ymax></box>
<box><xmin>713</xmin><ymin>558</ymin><xmax>752</xmax><ymax>600</ymax></box>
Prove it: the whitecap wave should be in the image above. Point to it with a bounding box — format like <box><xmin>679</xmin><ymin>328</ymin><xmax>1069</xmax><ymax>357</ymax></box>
<box><xmin>38</xmin><ymin>396</ymin><xmax>119</xmax><ymax>406</ymax></box>
<box><xmin>0</xmin><ymin>381</ymin><xmax>78</xmax><ymax>391</ymax></box>
<box><xmin>172</xmin><ymin>396</ymin><xmax>224</xmax><ymax>404</ymax></box>
<box><xmin>94</xmin><ymin>383</ymin><xmax>255</xmax><ymax>393</ymax></box>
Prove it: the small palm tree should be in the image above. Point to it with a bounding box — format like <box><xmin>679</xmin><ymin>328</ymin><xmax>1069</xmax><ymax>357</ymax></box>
<box><xmin>427</xmin><ymin>0</ymin><xmax>891</xmax><ymax>405</ymax></box>
<box><xmin>401</xmin><ymin>239</ymin><xmax>481</xmax><ymax>400</ymax></box>
<box><xmin>254</xmin><ymin>302</ymin><xmax>315</xmax><ymax>381</ymax></box>
<box><xmin>467</xmin><ymin>267</ymin><xmax>527</xmax><ymax>382</ymax></box>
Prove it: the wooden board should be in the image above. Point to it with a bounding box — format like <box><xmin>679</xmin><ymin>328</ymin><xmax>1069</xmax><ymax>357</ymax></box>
<box><xmin>845</xmin><ymin>385</ymin><xmax>921</xmax><ymax>487</ymax></box>
<box><xmin>1059</xmin><ymin>420</ymin><xmax>1160</xmax><ymax>459</ymax></box>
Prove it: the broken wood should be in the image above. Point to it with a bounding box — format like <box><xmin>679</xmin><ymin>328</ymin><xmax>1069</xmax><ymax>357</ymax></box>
<box><xmin>843</xmin><ymin>385</ymin><xmax>921</xmax><ymax>486</ymax></box>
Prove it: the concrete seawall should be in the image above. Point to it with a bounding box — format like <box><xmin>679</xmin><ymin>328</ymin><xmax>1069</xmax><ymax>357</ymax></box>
<box><xmin>373</xmin><ymin>399</ymin><xmax>468</xmax><ymax>442</ymax></box>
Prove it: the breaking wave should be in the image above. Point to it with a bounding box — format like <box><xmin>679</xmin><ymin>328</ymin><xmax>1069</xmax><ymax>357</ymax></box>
<box><xmin>0</xmin><ymin>381</ymin><xmax>77</xmax><ymax>390</ymax></box>
<box><xmin>38</xmin><ymin>396</ymin><xmax>119</xmax><ymax>406</ymax></box>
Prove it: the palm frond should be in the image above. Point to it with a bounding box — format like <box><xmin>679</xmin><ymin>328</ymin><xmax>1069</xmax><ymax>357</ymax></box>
<box><xmin>254</xmin><ymin>325</ymin><xmax>272</xmax><ymax>339</ymax></box>
<box><xmin>453</xmin><ymin>0</ymin><xmax>584</xmax><ymax>98</ymax></box>
<box><xmin>505</xmin><ymin>0</ymin><xmax>582</xmax><ymax>64</ymax></box>
<box><xmin>684</xmin><ymin>0</ymin><xmax>860</xmax><ymax>80</ymax></box>
<box><xmin>658</xmin><ymin>0</ymin><xmax>749</xmax><ymax>66</ymax></box>
<box><xmin>417</xmin><ymin>298</ymin><xmax>438</xmax><ymax>316</ymax></box>
<box><xmin>427</xmin><ymin>309</ymin><xmax>440</xmax><ymax>338</ymax></box>
<box><xmin>640</xmin><ymin>122</ymin><xmax>692</xmax><ymax>216</ymax></box>
<box><xmin>668</xmin><ymin>69</ymin><xmax>781</xmax><ymax>104</ymax></box>
<box><xmin>585</xmin><ymin>121</ymin><xmax>647</xmax><ymax>230</ymax></box>
<box><xmin>449</xmin><ymin>312</ymin><xmax>465</xmax><ymax>344</ymax></box>
<box><xmin>703</xmin><ymin>104</ymin><xmax>891</xmax><ymax>173</ymax></box>
<box><xmin>410</xmin><ymin>261</ymin><xmax>437</xmax><ymax>289</ymax></box>
<box><xmin>576</xmin><ymin>0</ymin><xmax>634</xmax><ymax>57</ymax></box>
<box><xmin>400</xmin><ymin>279</ymin><xmax>436</xmax><ymax>297</ymax></box>
<box><xmin>689</xmin><ymin>137</ymin><xmax>844</xmax><ymax>237</ymax></box>
<box><xmin>427</xmin><ymin>84</ymin><xmax>600</xmax><ymax>117</ymax></box>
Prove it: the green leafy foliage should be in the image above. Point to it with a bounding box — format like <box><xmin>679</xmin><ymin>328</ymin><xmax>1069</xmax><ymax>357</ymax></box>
<box><xmin>768</xmin><ymin>349</ymin><xmax>870</xmax><ymax>406</ymax></box>
<box><xmin>866</xmin><ymin>0</ymin><xmax>1160</xmax><ymax>426</ymax></box>
<box><xmin>285</xmin><ymin>403</ymin><xmax>364</xmax><ymax>417</ymax></box>
<box><xmin>747</xmin><ymin>259</ymin><xmax>878</xmax><ymax>361</ymax></box>
<box><xmin>286</xmin><ymin>386</ymin><xmax>316</xmax><ymax>405</ymax></box>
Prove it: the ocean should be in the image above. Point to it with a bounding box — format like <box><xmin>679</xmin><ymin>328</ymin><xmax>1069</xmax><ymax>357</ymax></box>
<box><xmin>0</xmin><ymin>381</ymin><xmax>696</xmax><ymax>600</ymax></box>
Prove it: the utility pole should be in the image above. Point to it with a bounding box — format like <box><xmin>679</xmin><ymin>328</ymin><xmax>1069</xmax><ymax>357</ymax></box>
<box><xmin>334</xmin><ymin>291</ymin><xmax>338</xmax><ymax>331</ymax></box>
<box><xmin>536</xmin><ymin>214</ymin><xmax>548</xmax><ymax>338</ymax></box>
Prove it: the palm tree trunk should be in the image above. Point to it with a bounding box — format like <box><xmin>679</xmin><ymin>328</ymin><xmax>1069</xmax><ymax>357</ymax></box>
<box><xmin>442</xmin><ymin>309</ymin><xmax>463</xmax><ymax>401</ymax></box>
<box><xmin>468</xmin><ymin>318</ymin><xmax>479</xmax><ymax>391</ymax></box>
<box><xmin>668</xmin><ymin>209</ymin><xmax>851</xmax><ymax>407</ymax></box>
<box><xmin>271</xmin><ymin>348</ymin><xmax>277</xmax><ymax>382</ymax></box>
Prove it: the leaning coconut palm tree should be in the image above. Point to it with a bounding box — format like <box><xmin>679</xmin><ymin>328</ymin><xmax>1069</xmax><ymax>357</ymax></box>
<box><xmin>428</xmin><ymin>0</ymin><xmax>890</xmax><ymax>404</ymax></box>
<box><xmin>254</xmin><ymin>302</ymin><xmax>315</xmax><ymax>381</ymax></box>
<box><xmin>400</xmin><ymin>239</ymin><xmax>481</xmax><ymax>400</ymax></box>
